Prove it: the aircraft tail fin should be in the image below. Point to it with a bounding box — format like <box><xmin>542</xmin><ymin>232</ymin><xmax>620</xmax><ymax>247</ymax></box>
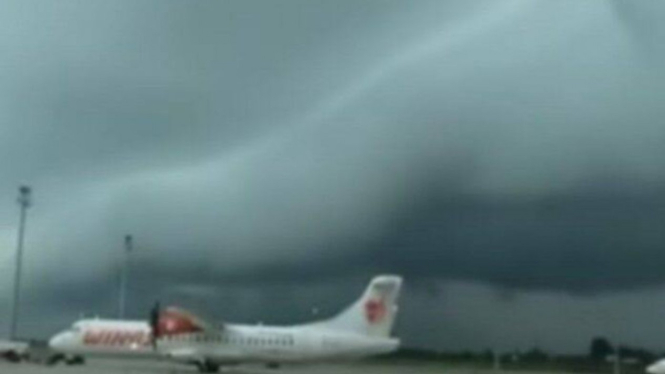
<box><xmin>318</xmin><ymin>275</ymin><xmax>402</xmax><ymax>338</ymax></box>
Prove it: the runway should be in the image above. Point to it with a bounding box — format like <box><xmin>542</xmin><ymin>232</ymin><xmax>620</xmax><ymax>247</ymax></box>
<box><xmin>2</xmin><ymin>358</ymin><xmax>643</xmax><ymax>374</ymax></box>
<box><xmin>0</xmin><ymin>359</ymin><xmax>458</xmax><ymax>374</ymax></box>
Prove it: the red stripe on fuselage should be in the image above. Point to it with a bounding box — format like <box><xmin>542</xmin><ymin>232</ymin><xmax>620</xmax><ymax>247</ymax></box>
<box><xmin>83</xmin><ymin>330</ymin><xmax>149</xmax><ymax>347</ymax></box>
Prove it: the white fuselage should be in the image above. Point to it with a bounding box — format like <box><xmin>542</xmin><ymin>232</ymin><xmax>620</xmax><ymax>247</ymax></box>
<box><xmin>647</xmin><ymin>359</ymin><xmax>665</xmax><ymax>374</ymax></box>
<box><xmin>49</xmin><ymin>319</ymin><xmax>399</xmax><ymax>365</ymax></box>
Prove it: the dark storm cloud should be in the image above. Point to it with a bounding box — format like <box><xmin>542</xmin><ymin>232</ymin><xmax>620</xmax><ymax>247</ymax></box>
<box><xmin>610</xmin><ymin>0</ymin><xmax>665</xmax><ymax>61</ymax></box>
<box><xmin>2</xmin><ymin>0</ymin><xmax>665</xmax><ymax>350</ymax></box>
<box><xmin>373</xmin><ymin>191</ymin><xmax>665</xmax><ymax>293</ymax></box>
<box><xmin>83</xmin><ymin>0</ymin><xmax>665</xmax><ymax>295</ymax></box>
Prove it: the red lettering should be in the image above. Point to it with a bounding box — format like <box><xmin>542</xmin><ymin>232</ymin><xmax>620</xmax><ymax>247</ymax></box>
<box><xmin>82</xmin><ymin>329</ymin><xmax>151</xmax><ymax>347</ymax></box>
<box><xmin>83</xmin><ymin>330</ymin><xmax>102</xmax><ymax>345</ymax></box>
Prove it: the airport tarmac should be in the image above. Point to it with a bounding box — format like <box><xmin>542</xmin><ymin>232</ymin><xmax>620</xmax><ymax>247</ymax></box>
<box><xmin>0</xmin><ymin>359</ymin><xmax>467</xmax><ymax>374</ymax></box>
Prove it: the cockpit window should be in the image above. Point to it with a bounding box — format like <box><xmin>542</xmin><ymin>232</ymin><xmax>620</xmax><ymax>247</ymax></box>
<box><xmin>71</xmin><ymin>322</ymin><xmax>84</xmax><ymax>333</ymax></box>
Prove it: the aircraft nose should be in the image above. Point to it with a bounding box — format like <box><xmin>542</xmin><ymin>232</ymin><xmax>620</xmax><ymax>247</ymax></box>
<box><xmin>647</xmin><ymin>362</ymin><xmax>665</xmax><ymax>374</ymax></box>
<box><xmin>48</xmin><ymin>332</ymin><xmax>67</xmax><ymax>350</ymax></box>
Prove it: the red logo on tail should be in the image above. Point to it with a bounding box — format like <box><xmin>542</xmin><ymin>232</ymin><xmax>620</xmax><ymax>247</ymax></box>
<box><xmin>364</xmin><ymin>298</ymin><xmax>386</xmax><ymax>324</ymax></box>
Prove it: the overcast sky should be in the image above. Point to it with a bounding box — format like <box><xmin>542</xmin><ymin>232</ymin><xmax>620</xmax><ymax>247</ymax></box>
<box><xmin>1</xmin><ymin>0</ymin><xmax>665</xmax><ymax>354</ymax></box>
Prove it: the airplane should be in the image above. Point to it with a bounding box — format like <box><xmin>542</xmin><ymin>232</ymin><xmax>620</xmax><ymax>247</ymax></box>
<box><xmin>49</xmin><ymin>275</ymin><xmax>403</xmax><ymax>372</ymax></box>
<box><xmin>647</xmin><ymin>359</ymin><xmax>665</xmax><ymax>374</ymax></box>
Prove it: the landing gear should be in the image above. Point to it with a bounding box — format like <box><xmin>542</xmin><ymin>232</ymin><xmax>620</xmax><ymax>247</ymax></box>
<box><xmin>1</xmin><ymin>350</ymin><xmax>22</xmax><ymax>363</ymax></box>
<box><xmin>197</xmin><ymin>360</ymin><xmax>220</xmax><ymax>373</ymax></box>
<box><xmin>46</xmin><ymin>354</ymin><xmax>65</xmax><ymax>366</ymax></box>
<box><xmin>45</xmin><ymin>354</ymin><xmax>85</xmax><ymax>366</ymax></box>
<box><xmin>65</xmin><ymin>355</ymin><xmax>85</xmax><ymax>365</ymax></box>
<box><xmin>266</xmin><ymin>362</ymin><xmax>281</xmax><ymax>369</ymax></box>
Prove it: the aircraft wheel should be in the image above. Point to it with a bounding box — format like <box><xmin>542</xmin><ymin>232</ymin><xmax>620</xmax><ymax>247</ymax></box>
<box><xmin>65</xmin><ymin>355</ymin><xmax>85</xmax><ymax>365</ymax></box>
<box><xmin>197</xmin><ymin>361</ymin><xmax>220</xmax><ymax>373</ymax></box>
<box><xmin>2</xmin><ymin>351</ymin><xmax>22</xmax><ymax>363</ymax></box>
<box><xmin>46</xmin><ymin>354</ymin><xmax>64</xmax><ymax>366</ymax></box>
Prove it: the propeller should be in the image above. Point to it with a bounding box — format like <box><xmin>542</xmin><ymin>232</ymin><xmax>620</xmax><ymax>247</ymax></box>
<box><xmin>149</xmin><ymin>301</ymin><xmax>161</xmax><ymax>349</ymax></box>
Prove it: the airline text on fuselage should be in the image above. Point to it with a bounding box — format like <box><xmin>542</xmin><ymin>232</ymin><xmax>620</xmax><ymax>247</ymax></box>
<box><xmin>83</xmin><ymin>330</ymin><xmax>150</xmax><ymax>347</ymax></box>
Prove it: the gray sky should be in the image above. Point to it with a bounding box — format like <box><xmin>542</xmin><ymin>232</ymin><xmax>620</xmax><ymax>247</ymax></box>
<box><xmin>1</xmin><ymin>0</ymin><xmax>665</xmax><ymax>353</ymax></box>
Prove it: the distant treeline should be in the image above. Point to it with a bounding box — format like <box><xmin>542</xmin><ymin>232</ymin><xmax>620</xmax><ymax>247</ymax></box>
<box><xmin>378</xmin><ymin>337</ymin><xmax>662</xmax><ymax>374</ymax></box>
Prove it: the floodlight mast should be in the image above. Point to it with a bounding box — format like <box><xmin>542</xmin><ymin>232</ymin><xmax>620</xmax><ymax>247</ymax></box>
<box><xmin>119</xmin><ymin>234</ymin><xmax>133</xmax><ymax>319</ymax></box>
<box><xmin>10</xmin><ymin>185</ymin><xmax>31</xmax><ymax>341</ymax></box>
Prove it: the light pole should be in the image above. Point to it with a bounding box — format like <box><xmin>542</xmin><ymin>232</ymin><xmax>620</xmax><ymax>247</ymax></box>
<box><xmin>119</xmin><ymin>235</ymin><xmax>133</xmax><ymax>319</ymax></box>
<box><xmin>613</xmin><ymin>343</ymin><xmax>621</xmax><ymax>374</ymax></box>
<box><xmin>493</xmin><ymin>350</ymin><xmax>501</xmax><ymax>371</ymax></box>
<box><xmin>10</xmin><ymin>185</ymin><xmax>31</xmax><ymax>341</ymax></box>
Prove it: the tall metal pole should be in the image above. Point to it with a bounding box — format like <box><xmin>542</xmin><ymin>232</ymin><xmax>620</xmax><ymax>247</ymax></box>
<box><xmin>613</xmin><ymin>343</ymin><xmax>621</xmax><ymax>374</ymax></box>
<box><xmin>10</xmin><ymin>185</ymin><xmax>31</xmax><ymax>341</ymax></box>
<box><xmin>493</xmin><ymin>350</ymin><xmax>501</xmax><ymax>371</ymax></box>
<box><xmin>119</xmin><ymin>235</ymin><xmax>132</xmax><ymax>319</ymax></box>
